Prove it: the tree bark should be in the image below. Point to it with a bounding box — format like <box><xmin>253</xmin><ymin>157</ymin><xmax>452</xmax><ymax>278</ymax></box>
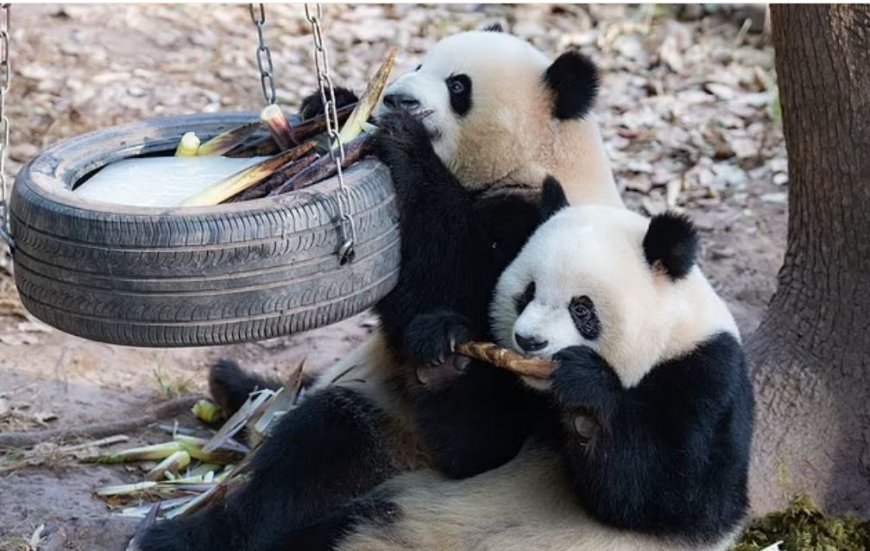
<box><xmin>749</xmin><ymin>5</ymin><xmax>870</xmax><ymax>516</ymax></box>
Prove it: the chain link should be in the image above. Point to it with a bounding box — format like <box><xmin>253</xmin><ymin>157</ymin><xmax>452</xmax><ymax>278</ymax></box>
<box><xmin>249</xmin><ymin>3</ymin><xmax>276</xmax><ymax>105</ymax></box>
<box><xmin>0</xmin><ymin>3</ymin><xmax>13</xmax><ymax>248</ymax></box>
<box><xmin>304</xmin><ymin>3</ymin><xmax>356</xmax><ymax>264</ymax></box>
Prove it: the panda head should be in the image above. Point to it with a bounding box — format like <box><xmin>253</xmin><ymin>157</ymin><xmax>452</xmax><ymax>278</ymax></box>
<box><xmin>490</xmin><ymin>191</ymin><xmax>739</xmax><ymax>389</ymax></box>
<box><xmin>377</xmin><ymin>27</ymin><xmax>616</xmax><ymax>203</ymax></box>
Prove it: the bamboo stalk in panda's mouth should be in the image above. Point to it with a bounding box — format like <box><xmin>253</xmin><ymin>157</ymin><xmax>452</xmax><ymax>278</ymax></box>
<box><xmin>455</xmin><ymin>342</ymin><xmax>557</xmax><ymax>379</ymax></box>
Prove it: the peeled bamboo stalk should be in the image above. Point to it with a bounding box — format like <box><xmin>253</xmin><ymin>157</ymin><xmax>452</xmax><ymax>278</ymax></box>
<box><xmin>186</xmin><ymin>463</ymin><xmax>220</xmax><ymax>480</ymax></box>
<box><xmin>270</xmin><ymin>135</ymin><xmax>373</xmax><ymax>196</ymax></box>
<box><xmin>261</xmin><ymin>105</ymin><xmax>297</xmax><ymax>150</ymax></box>
<box><xmin>230</xmin><ymin>148</ymin><xmax>319</xmax><ymax>202</ymax></box>
<box><xmin>145</xmin><ymin>450</ymin><xmax>191</xmax><ymax>481</ymax></box>
<box><xmin>174</xmin><ymin>132</ymin><xmax>200</xmax><ymax>157</ymax></box>
<box><xmin>96</xmin><ymin>481</ymin><xmax>159</xmax><ymax>497</ymax></box>
<box><xmin>191</xmin><ymin>399</ymin><xmax>221</xmax><ymax>424</ymax></box>
<box><xmin>174</xmin><ymin>434</ymin><xmax>247</xmax><ymax>464</ymax></box>
<box><xmin>456</xmin><ymin>342</ymin><xmax>558</xmax><ymax>379</ymax></box>
<box><xmin>196</xmin><ymin>122</ymin><xmax>261</xmax><ymax>157</ymax></box>
<box><xmin>83</xmin><ymin>441</ymin><xmax>183</xmax><ymax>464</ymax></box>
<box><xmin>181</xmin><ymin>141</ymin><xmax>317</xmax><ymax>207</ymax></box>
<box><xmin>336</xmin><ymin>47</ymin><xmax>398</xmax><ymax>147</ymax></box>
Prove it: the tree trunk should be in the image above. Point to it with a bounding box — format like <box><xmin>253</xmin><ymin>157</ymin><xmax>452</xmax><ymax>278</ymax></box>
<box><xmin>749</xmin><ymin>5</ymin><xmax>870</xmax><ymax>516</ymax></box>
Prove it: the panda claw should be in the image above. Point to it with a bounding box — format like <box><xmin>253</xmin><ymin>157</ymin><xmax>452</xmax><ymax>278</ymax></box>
<box><xmin>451</xmin><ymin>354</ymin><xmax>471</xmax><ymax>373</ymax></box>
<box><xmin>405</xmin><ymin>310</ymin><xmax>472</xmax><ymax>368</ymax></box>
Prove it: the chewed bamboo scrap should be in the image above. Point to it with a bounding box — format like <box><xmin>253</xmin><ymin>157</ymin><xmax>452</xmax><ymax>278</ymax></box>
<box><xmin>456</xmin><ymin>342</ymin><xmax>557</xmax><ymax>379</ymax></box>
<box><xmin>261</xmin><ymin>105</ymin><xmax>297</xmax><ymax>150</ymax></box>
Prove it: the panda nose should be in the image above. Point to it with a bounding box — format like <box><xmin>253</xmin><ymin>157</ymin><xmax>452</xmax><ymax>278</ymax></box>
<box><xmin>383</xmin><ymin>93</ymin><xmax>421</xmax><ymax>112</ymax></box>
<box><xmin>515</xmin><ymin>333</ymin><xmax>548</xmax><ymax>353</ymax></box>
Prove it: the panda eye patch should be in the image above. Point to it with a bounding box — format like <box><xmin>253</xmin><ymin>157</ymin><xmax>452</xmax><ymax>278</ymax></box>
<box><xmin>514</xmin><ymin>281</ymin><xmax>536</xmax><ymax>315</ymax></box>
<box><xmin>445</xmin><ymin>74</ymin><xmax>472</xmax><ymax>116</ymax></box>
<box><xmin>570</xmin><ymin>296</ymin><xmax>600</xmax><ymax>340</ymax></box>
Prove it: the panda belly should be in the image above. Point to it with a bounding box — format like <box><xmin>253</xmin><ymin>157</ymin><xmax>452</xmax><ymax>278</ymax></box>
<box><xmin>334</xmin><ymin>446</ymin><xmax>741</xmax><ymax>551</ymax></box>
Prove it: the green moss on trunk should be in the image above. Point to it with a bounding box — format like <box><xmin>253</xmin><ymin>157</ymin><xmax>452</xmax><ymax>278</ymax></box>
<box><xmin>734</xmin><ymin>495</ymin><xmax>870</xmax><ymax>551</ymax></box>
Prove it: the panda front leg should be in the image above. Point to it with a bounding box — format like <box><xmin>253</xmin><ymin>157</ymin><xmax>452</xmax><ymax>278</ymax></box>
<box><xmin>371</xmin><ymin>112</ymin><xmax>546</xmax><ymax>479</ymax></box>
<box><xmin>140</xmin><ymin>386</ymin><xmax>402</xmax><ymax>551</ymax></box>
<box><xmin>549</xmin><ymin>343</ymin><xmax>746</xmax><ymax>538</ymax></box>
<box><xmin>400</xmin><ymin>309</ymin><xmax>542</xmax><ymax>479</ymax></box>
<box><xmin>299</xmin><ymin>86</ymin><xmax>359</xmax><ymax>120</ymax></box>
<box><xmin>548</xmin><ymin>345</ymin><xmax>660</xmax><ymax>529</ymax></box>
<box><xmin>371</xmin><ymin>110</ymin><xmax>474</xmax><ymax>206</ymax></box>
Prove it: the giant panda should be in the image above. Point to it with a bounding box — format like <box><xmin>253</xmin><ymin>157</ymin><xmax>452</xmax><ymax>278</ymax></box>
<box><xmin>141</xmin><ymin>27</ymin><xmax>622</xmax><ymax>551</ymax></box>
<box><xmin>264</xmin><ymin>186</ymin><xmax>754</xmax><ymax>551</ymax></box>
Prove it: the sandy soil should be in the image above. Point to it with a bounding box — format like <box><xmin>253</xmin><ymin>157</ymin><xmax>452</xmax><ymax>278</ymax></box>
<box><xmin>0</xmin><ymin>4</ymin><xmax>785</xmax><ymax>549</ymax></box>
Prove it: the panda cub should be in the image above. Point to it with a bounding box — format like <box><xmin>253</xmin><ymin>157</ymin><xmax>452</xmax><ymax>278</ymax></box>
<box><xmin>303</xmin><ymin>194</ymin><xmax>754</xmax><ymax>550</ymax></box>
<box><xmin>141</xmin><ymin>28</ymin><xmax>617</xmax><ymax>551</ymax></box>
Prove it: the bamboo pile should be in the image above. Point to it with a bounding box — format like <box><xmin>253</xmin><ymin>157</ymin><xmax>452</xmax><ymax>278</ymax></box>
<box><xmin>175</xmin><ymin>47</ymin><xmax>398</xmax><ymax>207</ymax></box>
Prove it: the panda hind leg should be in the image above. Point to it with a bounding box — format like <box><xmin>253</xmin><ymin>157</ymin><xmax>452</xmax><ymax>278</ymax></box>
<box><xmin>140</xmin><ymin>385</ymin><xmax>403</xmax><ymax>551</ymax></box>
<box><xmin>207</xmin><ymin>359</ymin><xmax>286</xmax><ymax>418</ymax></box>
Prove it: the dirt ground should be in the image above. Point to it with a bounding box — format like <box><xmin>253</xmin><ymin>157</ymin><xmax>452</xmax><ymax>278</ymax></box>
<box><xmin>0</xmin><ymin>4</ymin><xmax>786</xmax><ymax>550</ymax></box>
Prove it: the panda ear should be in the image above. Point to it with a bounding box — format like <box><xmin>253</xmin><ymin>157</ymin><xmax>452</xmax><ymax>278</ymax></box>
<box><xmin>544</xmin><ymin>50</ymin><xmax>599</xmax><ymax>120</ymax></box>
<box><xmin>540</xmin><ymin>175</ymin><xmax>569</xmax><ymax>223</ymax></box>
<box><xmin>482</xmin><ymin>23</ymin><xmax>504</xmax><ymax>32</ymax></box>
<box><xmin>642</xmin><ymin>212</ymin><xmax>699</xmax><ymax>281</ymax></box>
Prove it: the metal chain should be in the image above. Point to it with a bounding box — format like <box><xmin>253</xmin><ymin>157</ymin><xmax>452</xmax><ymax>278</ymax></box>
<box><xmin>304</xmin><ymin>3</ymin><xmax>356</xmax><ymax>264</ymax></box>
<box><xmin>249</xmin><ymin>4</ymin><xmax>276</xmax><ymax>105</ymax></box>
<box><xmin>0</xmin><ymin>3</ymin><xmax>12</xmax><ymax>249</ymax></box>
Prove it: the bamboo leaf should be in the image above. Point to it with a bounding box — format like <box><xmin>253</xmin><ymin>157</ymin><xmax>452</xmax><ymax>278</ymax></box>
<box><xmin>144</xmin><ymin>450</ymin><xmax>191</xmax><ymax>481</ymax></box>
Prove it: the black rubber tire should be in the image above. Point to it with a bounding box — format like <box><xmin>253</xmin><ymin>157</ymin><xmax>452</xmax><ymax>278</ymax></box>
<box><xmin>9</xmin><ymin>113</ymin><xmax>399</xmax><ymax>347</ymax></box>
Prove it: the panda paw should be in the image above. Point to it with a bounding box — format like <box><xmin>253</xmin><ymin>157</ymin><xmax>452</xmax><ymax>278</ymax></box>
<box><xmin>372</xmin><ymin>110</ymin><xmax>434</xmax><ymax>162</ymax></box>
<box><xmin>299</xmin><ymin>86</ymin><xmax>359</xmax><ymax>120</ymax></box>
<box><xmin>405</xmin><ymin>310</ymin><xmax>472</xmax><ymax>386</ymax></box>
<box><xmin>208</xmin><ymin>359</ymin><xmax>284</xmax><ymax>420</ymax></box>
<box><xmin>551</xmin><ymin>346</ymin><xmax>621</xmax><ymax>413</ymax></box>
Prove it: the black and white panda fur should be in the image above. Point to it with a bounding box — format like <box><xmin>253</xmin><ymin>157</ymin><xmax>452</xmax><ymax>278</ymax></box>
<box><xmin>141</xmin><ymin>27</ymin><xmax>622</xmax><ymax>551</ymax></box>
<box><xmin>279</xmin><ymin>187</ymin><xmax>754</xmax><ymax>551</ymax></box>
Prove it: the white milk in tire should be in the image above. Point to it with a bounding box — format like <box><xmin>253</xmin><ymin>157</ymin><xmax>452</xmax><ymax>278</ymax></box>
<box><xmin>74</xmin><ymin>156</ymin><xmax>269</xmax><ymax>207</ymax></box>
